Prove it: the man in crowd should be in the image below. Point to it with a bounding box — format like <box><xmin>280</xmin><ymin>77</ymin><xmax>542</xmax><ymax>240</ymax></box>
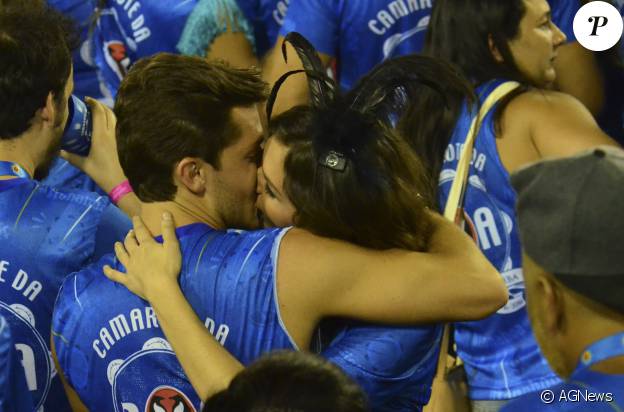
<box><xmin>502</xmin><ymin>147</ymin><xmax>624</xmax><ymax>411</ymax></box>
<box><xmin>0</xmin><ymin>3</ymin><xmax>131</xmax><ymax>409</ymax></box>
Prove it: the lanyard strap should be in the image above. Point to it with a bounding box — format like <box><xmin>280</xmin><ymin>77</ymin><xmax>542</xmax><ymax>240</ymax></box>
<box><xmin>575</xmin><ymin>332</ymin><xmax>624</xmax><ymax>373</ymax></box>
<box><xmin>0</xmin><ymin>161</ymin><xmax>30</xmax><ymax>179</ymax></box>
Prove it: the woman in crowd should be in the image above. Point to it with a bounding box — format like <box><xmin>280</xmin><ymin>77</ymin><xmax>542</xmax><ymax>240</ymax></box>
<box><xmin>408</xmin><ymin>0</ymin><xmax>619</xmax><ymax>410</ymax></box>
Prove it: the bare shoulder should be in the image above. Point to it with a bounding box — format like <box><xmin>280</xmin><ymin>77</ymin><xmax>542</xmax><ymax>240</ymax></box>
<box><xmin>508</xmin><ymin>89</ymin><xmax>595</xmax><ymax>121</ymax></box>
<box><xmin>505</xmin><ymin>89</ymin><xmax>617</xmax><ymax>160</ymax></box>
<box><xmin>279</xmin><ymin>228</ymin><xmax>367</xmax><ymax>267</ymax></box>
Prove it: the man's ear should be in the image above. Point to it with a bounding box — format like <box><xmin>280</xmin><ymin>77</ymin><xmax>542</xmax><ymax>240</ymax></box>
<box><xmin>39</xmin><ymin>92</ymin><xmax>57</xmax><ymax>127</ymax></box>
<box><xmin>488</xmin><ymin>35</ymin><xmax>505</xmax><ymax>63</ymax></box>
<box><xmin>174</xmin><ymin>157</ymin><xmax>210</xmax><ymax>196</ymax></box>
<box><xmin>538</xmin><ymin>275</ymin><xmax>566</xmax><ymax>336</ymax></box>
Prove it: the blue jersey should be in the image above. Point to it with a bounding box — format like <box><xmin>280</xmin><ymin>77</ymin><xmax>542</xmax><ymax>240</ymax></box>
<box><xmin>437</xmin><ymin>80</ymin><xmax>561</xmax><ymax>400</ymax></box>
<box><xmin>93</xmin><ymin>0</ymin><xmax>256</xmax><ymax>96</ymax></box>
<box><xmin>236</xmin><ymin>0</ymin><xmax>286</xmax><ymax>56</ymax></box>
<box><xmin>47</xmin><ymin>0</ymin><xmax>113</xmax><ymax>105</ymax></box>
<box><xmin>280</xmin><ymin>0</ymin><xmax>434</xmax><ymax>90</ymax></box>
<box><xmin>321</xmin><ymin>322</ymin><xmax>441</xmax><ymax>411</ymax></box>
<box><xmin>501</xmin><ymin>369</ymin><xmax>624</xmax><ymax>411</ymax></box>
<box><xmin>43</xmin><ymin>158</ymin><xmax>105</xmax><ymax>196</ymax></box>
<box><xmin>53</xmin><ymin>224</ymin><xmax>295</xmax><ymax>411</ymax></box>
<box><xmin>0</xmin><ymin>314</ymin><xmax>34</xmax><ymax>412</ymax></box>
<box><xmin>0</xmin><ymin>177</ymin><xmax>130</xmax><ymax>411</ymax></box>
<box><xmin>54</xmin><ymin>223</ymin><xmax>443</xmax><ymax>411</ymax></box>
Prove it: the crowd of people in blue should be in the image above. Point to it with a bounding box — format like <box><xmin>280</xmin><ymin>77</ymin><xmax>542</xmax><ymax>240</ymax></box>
<box><xmin>1</xmin><ymin>0</ymin><xmax>623</xmax><ymax>411</ymax></box>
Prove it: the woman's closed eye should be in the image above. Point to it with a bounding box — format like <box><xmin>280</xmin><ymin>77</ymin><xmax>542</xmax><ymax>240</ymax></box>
<box><xmin>264</xmin><ymin>183</ymin><xmax>276</xmax><ymax>198</ymax></box>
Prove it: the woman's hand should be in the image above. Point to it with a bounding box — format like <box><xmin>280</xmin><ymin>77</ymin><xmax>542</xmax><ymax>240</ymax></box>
<box><xmin>103</xmin><ymin>213</ymin><xmax>182</xmax><ymax>301</ymax></box>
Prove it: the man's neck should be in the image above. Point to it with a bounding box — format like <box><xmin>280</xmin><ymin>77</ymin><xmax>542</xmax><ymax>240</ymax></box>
<box><xmin>139</xmin><ymin>200</ymin><xmax>225</xmax><ymax>238</ymax></box>
<box><xmin>0</xmin><ymin>142</ymin><xmax>37</xmax><ymax>179</ymax></box>
<box><xmin>567</xmin><ymin>320</ymin><xmax>624</xmax><ymax>376</ymax></box>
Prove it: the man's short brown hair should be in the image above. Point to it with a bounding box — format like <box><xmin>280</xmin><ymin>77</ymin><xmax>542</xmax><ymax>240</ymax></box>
<box><xmin>115</xmin><ymin>53</ymin><xmax>268</xmax><ymax>202</ymax></box>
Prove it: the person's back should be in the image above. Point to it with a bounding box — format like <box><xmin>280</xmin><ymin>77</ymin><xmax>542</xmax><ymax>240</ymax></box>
<box><xmin>278</xmin><ymin>0</ymin><xmax>434</xmax><ymax>90</ymax></box>
<box><xmin>0</xmin><ymin>4</ymin><xmax>130</xmax><ymax>408</ymax></box>
<box><xmin>53</xmin><ymin>225</ymin><xmax>296</xmax><ymax>411</ymax></box>
<box><xmin>0</xmin><ymin>174</ymin><xmax>129</xmax><ymax>410</ymax></box>
<box><xmin>501</xmin><ymin>147</ymin><xmax>624</xmax><ymax>411</ymax></box>
<box><xmin>263</xmin><ymin>0</ymin><xmax>435</xmax><ymax>114</ymax></box>
<box><xmin>437</xmin><ymin>80</ymin><xmax>561</xmax><ymax>400</ymax></box>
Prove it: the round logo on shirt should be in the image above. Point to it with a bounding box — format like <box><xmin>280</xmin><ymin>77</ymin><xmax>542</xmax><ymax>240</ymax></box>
<box><xmin>145</xmin><ymin>386</ymin><xmax>196</xmax><ymax>412</ymax></box>
<box><xmin>573</xmin><ymin>1</ymin><xmax>623</xmax><ymax>51</ymax></box>
<box><xmin>0</xmin><ymin>302</ymin><xmax>52</xmax><ymax>410</ymax></box>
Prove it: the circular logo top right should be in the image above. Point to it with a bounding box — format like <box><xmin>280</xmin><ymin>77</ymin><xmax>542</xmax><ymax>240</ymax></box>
<box><xmin>574</xmin><ymin>1</ymin><xmax>624</xmax><ymax>51</ymax></box>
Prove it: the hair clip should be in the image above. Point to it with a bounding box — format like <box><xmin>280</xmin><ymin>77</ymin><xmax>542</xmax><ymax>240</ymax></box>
<box><xmin>319</xmin><ymin>150</ymin><xmax>347</xmax><ymax>172</ymax></box>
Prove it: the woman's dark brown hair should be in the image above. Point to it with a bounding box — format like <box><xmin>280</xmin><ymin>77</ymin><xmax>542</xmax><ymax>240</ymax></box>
<box><xmin>270</xmin><ymin>105</ymin><xmax>433</xmax><ymax>251</ymax></box>
<box><xmin>264</xmin><ymin>33</ymin><xmax>474</xmax><ymax>251</ymax></box>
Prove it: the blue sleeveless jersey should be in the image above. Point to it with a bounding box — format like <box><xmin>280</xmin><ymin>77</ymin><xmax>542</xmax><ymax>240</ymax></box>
<box><xmin>53</xmin><ymin>224</ymin><xmax>295</xmax><ymax>411</ymax></box>
<box><xmin>54</xmin><ymin>222</ymin><xmax>442</xmax><ymax>411</ymax></box>
<box><xmin>437</xmin><ymin>80</ymin><xmax>561</xmax><ymax>400</ymax></box>
<box><xmin>0</xmin><ymin>314</ymin><xmax>34</xmax><ymax>412</ymax></box>
<box><xmin>321</xmin><ymin>322</ymin><xmax>441</xmax><ymax>411</ymax></box>
<box><xmin>280</xmin><ymin>0</ymin><xmax>434</xmax><ymax>90</ymax></box>
<box><xmin>0</xmin><ymin>177</ymin><xmax>130</xmax><ymax>411</ymax></box>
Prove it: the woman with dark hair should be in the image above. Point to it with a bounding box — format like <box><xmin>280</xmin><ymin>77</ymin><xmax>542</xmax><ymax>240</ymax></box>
<box><xmin>418</xmin><ymin>0</ymin><xmax>620</xmax><ymax>411</ymax></box>
<box><xmin>96</xmin><ymin>40</ymin><xmax>503</xmax><ymax>412</ymax></box>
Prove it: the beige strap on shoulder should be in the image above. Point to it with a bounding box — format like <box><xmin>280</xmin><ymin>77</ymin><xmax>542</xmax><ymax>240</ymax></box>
<box><xmin>443</xmin><ymin>81</ymin><xmax>520</xmax><ymax>222</ymax></box>
<box><xmin>435</xmin><ymin>81</ymin><xmax>520</xmax><ymax>379</ymax></box>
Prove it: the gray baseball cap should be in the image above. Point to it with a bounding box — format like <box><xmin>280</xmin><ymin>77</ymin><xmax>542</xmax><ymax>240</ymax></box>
<box><xmin>511</xmin><ymin>146</ymin><xmax>624</xmax><ymax>313</ymax></box>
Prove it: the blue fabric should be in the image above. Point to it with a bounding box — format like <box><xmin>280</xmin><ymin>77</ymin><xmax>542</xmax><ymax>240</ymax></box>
<box><xmin>548</xmin><ymin>0</ymin><xmax>578</xmax><ymax>42</ymax></box>
<box><xmin>42</xmin><ymin>157</ymin><xmax>104</xmax><ymax>195</ymax></box>
<box><xmin>0</xmin><ymin>177</ymin><xmax>129</xmax><ymax>411</ymax></box>
<box><xmin>53</xmin><ymin>225</ymin><xmax>296</xmax><ymax>411</ymax></box>
<box><xmin>321</xmin><ymin>322</ymin><xmax>441</xmax><ymax>411</ymax></box>
<box><xmin>93</xmin><ymin>0</ymin><xmax>200</xmax><ymax>96</ymax></box>
<box><xmin>279</xmin><ymin>0</ymin><xmax>434</xmax><ymax>90</ymax></box>
<box><xmin>93</xmin><ymin>0</ymin><xmax>266</xmax><ymax>97</ymax></box>
<box><xmin>501</xmin><ymin>369</ymin><xmax>624</xmax><ymax>411</ymax></box>
<box><xmin>236</xmin><ymin>0</ymin><xmax>287</xmax><ymax>56</ymax></box>
<box><xmin>437</xmin><ymin>80</ymin><xmax>561</xmax><ymax>400</ymax></box>
<box><xmin>47</xmin><ymin>0</ymin><xmax>111</xmax><ymax>103</ymax></box>
<box><xmin>54</xmin><ymin>222</ymin><xmax>443</xmax><ymax>411</ymax></box>
<box><xmin>0</xmin><ymin>315</ymin><xmax>34</xmax><ymax>412</ymax></box>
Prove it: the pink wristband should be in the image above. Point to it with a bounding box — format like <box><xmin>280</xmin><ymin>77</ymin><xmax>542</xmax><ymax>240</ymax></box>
<box><xmin>108</xmin><ymin>180</ymin><xmax>133</xmax><ymax>205</ymax></box>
